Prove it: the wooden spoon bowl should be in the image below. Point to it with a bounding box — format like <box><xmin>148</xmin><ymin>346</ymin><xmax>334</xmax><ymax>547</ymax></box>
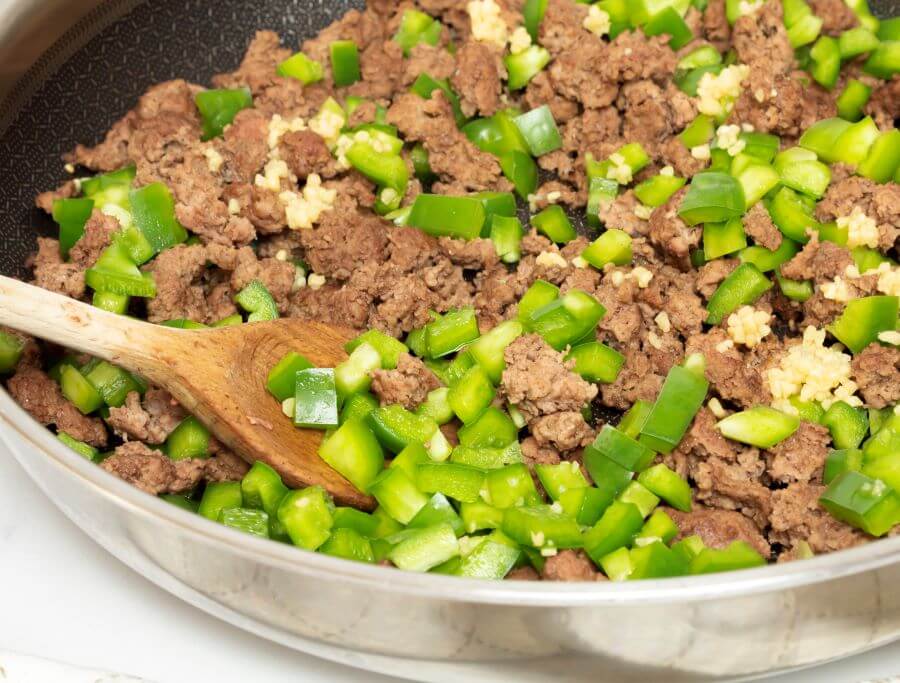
<box><xmin>0</xmin><ymin>275</ymin><xmax>374</xmax><ymax>509</ymax></box>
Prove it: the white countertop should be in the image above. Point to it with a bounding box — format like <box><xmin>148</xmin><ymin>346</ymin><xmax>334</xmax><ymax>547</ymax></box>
<box><xmin>0</xmin><ymin>450</ymin><xmax>898</xmax><ymax>683</ymax></box>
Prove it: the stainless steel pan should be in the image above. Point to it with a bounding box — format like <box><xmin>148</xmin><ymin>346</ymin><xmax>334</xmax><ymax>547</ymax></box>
<box><xmin>1</xmin><ymin>2</ymin><xmax>899</xmax><ymax>680</ymax></box>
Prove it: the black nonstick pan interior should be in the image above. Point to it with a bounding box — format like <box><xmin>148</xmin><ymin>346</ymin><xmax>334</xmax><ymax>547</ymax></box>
<box><xmin>0</xmin><ymin>0</ymin><xmax>896</xmax><ymax>280</ymax></box>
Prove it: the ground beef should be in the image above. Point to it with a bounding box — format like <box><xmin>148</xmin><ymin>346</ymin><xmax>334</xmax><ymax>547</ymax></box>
<box><xmin>106</xmin><ymin>389</ymin><xmax>186</xmax><ymax>444</ymax></box>
<box><xmin>501</xmin><ymin>334</ymin><xmax>598</xmax><ymax>421</ymax></box>
<box><xmin>541</xmin><ymin>550</ymin><xmax>598</xmax><ymax>581</ymax></box>
<box><xmin>769</xmin><ymin>483</ymin><xmax>866</xmax><ymax>555</ymax></box>
<box><xmin>279</xmin><ymin>130</ymin><xmax>338</xmax><ymax>180</ymax></box>
<box><xmin>691</xmin><ymin>453</ymin><xmax>772</xmax><ymax>529</ymax></box>
<box><xmin>538</xmin><ymin>0</ymin><xmax>591</xmax><ymax>56</ymax></box>
<box><xmin>618</xmin><ymin>81</ymin><xmax>696</xmax><ymax>156</ymax></box>
<box><xmin>437</xmin><ymin>237</ymin><xmax>500</xmax><ymax>270</ymax></box>
<box><xmin>29</xmin><ymin>238</ymin><xmax>85</xmax><ymax>300</ymax></box>
<box><xmin>816</xmin><ymin>176</ymin><xmax>900</xmax><ymax>251</ymax></box>
<box><xmin>730</xmin><ymin>70</ymin><xmax>836</xmax><ymax>137</ymax></box>
<box><xmin>808</xmin><ymin>0</ymin><xmax>858</xmax><ymax>34</ymax></box>
<box><xmin>6</xmin><ymin>366</ymin><xmax>107</xmax><ymax>446</ymax></box>
<box><xmin>300</xmin><ymin>198</ymin><xmax>388</xmax><ymax>280</ymax></box>
<box><xmin>636</xmin><ymin>266</ymin><xmax>706</xmax><ymax>336</ymax></box>
<box><xmin>68</xmin><ymin>210</ymin><xmax>119</xmax><ymax>269</ymax></box>
<box><xmin>387</xmin><ymin>91</ymin><xmax>510</xmax><ymax>194</ymax></box>
<box><xmin>521</xmin><ymin>436</ymin><xmax>562</xmax><ymax>468</ymax></box>
<box><xmin>648</xmin><ymin>189</ymin><xmax>701</xmax><ymax>270</ymax></box>
<box><xmin>667</xmin><ymin>507</ymin><xmax>771</xmax><ymax>558</ymax></box>
<box><xmin>530</xmin><ymin>411</ymin><xmax>595</xmax><ymax>452</ymax></box>
<box><xmin>766</xmin><ymin>422</ymin><xmax>830</xmax><ymax>485</ymax></box>
<box><xmin>780</xmin><ymin>233</ymin><xmax>853</xmax><ymax>283</ymax></box>
<box><xmin>506</xmin><ymin>566</ymin><xmax>541</xmax><ymax>580</ymax></box>
<box><xmin>370</xmin><ymin>353</ymin><xmax>442</xmax><ymax>410</ymax></box>
<box><xmin>695</xmin><ymin>258</ymin><xmax>737</xmax><ymax>300</ymax></box>
<box><xmin>743</xmin><ymin>202</ymin><xmax>782</xmax><ymax>251</ymax></box>
<box><xmin>35</xmin><ymin>179</ymin><xmax>79</xmax><ymax>214</ymax></box>
<box><xmin>702</xmin><ymin>0</ymin><xmax>731</xmax><ymax>50</ymax></box>
<box><xmin>731</xmin><ymin>1</ymin><xmax>793</xmax><ymax>74</ymax></box>
<box><xmin>685</xmin><ymin>329</ymin><xmax>772</xmax><ymax>408</ymax></box>
<box><xmin>864</xmin><ymin>75</ymin><xmax>900</xmax><ymax>130</ymax></box>
<box><xmin>219</xmin><ymin>108</ymin><xmax>269</xmax><ymax>183</ymax></box>
<box><xmin>451</xmin><ymin>41</ymin><xmax>503</xmax><ymax>118</ymax></box>
<box><xmin>851</xmin><ymin>344</ymin><xmax>900</xmax><ymax>409</ymax></box>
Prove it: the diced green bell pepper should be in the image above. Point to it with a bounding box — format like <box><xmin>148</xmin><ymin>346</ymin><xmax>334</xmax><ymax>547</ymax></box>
<box><xmin>330</xmin><ymin>40</ymin><xmax>361</xmax><ymax>87</ymax></box>
<box><xmin>820</xmin><ymin>471</ymin><xmax>900</xmax><ymax>537</ymax></box>
<box><xmin>277</xmin><ymin>52</ymin><xmax>324</xmax><ymax>84</ymax></box>
<box><xmin>638</xmin><ymin>365</ymin><xmax>709</xmax><ymax>454</ymax></box>
<box><xmin>717</xmin><ymin>406</ymin><xmax>800</xmax><ymax>448</ymax></box>
<box><xmin>705</xmin><ymin>263</ymin><xmax>772</xmax><ymax>324</ymax></box>
<box><xmin>319</xmin><ymin>418</ymin><xmax>385</xmax><ymax>492</ymax></box>
<box><xmin>199</xmin><ymin>481</ymin><xmax>243</xmax><ymax>522</ymax></box>
<box><xmin>165</xmin><ymin>416</ymin><xmax>210</xmax><ymax>460</ymax></box>
<box><xmin>195</xmin><ymin>87</ymin><xmax>253</xmax><ymax>140</ymax></box>
<box><xmin>52</xmin><ymin>198</ymin><xmax>95</xmax><ymax>258</ymax></box>
<box><xmin>828</xmin><ymin>296</ymin><xmax>898</xmax><ymax>354</ymax></box>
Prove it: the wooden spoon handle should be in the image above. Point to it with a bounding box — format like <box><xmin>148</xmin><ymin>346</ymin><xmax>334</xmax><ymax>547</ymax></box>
<box><xmin>0</xmin><ymin>275</ymin><xmax>165</xmax><ymax>366</ymax></box>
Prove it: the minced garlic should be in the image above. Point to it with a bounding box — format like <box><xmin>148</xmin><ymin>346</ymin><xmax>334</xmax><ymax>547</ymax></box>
<box><xmin>691</xmin><ymin>144</ymin><xmax>711</xmax><ymax>160</ymax></box>
<box><xmin>631</xmin><ymin>266</ymin><xmax>654</xmax><ymax>288</ymax></box>
<box><xmin>467</xmin><ymin>0</ymin><xmax>508</xmax><ymax>48</ymax></box>
<box><xmin>571</xmin><ymin>256</ymin><xmax>589</xmax><ymax>269</ymax></box>
<box><xmin>633</xmin><ymin>204</ymin><xmax>653</xmax><ymax>220</ymax></box>
<box><xmin>255</xmin><ymin>159</ymin><xmax>292</xmax><ymax>192</ymax></box>
<box><xmin>878</xmin><ymin>330</ymin><xmax>900</xmax><ymax>346</ymax></box>
<box><xmin>715</xmin><ymin>124</ymin><xmax>746</xmax><ymax>157</ymax></box>
<box><xmin>227</xmin><ymin>198</ymin><xmax>241</xmax><ymax>215</ymax></box>
<box><xmin>647</xmin><ymin>331</ymin><xmax>664</xmax><ymax>350</ymax></box>
<box><xmin>535</xmin><ymin>250</ymin><xmax>569</xmax><ymax>268</ymax></box>
<box><xmin>267</xmin><ymin>114</ymin><xmax>307</xmax><ymax>150</ymax></box>
<box><xmin>309</xmin><ymin>106</ymin><xmax>345</xmax><ymax>146</ymax></box>
<box><xmin>766</xmin><ymin>326</ymin><xmax>862</xmax><ymax>413</ymax></box>
<box><xmin>333</xmin><ymin>129</ymin><xmax>396</xmax><ymax>169</ymax></box>
<box><xmin>876</xmin><ymin>263</ymin><xmax>900</xmax><ymax>296</ymax></box>
<box><xmin>203</xmin><ymin>146</ymin><xmax>224</xmax><ymax>173</ymax></box>
<box><xmin>737</xmin><ymin>0</ymin><xmax>764</xmax><ymax>16</ymax></box>
<box><xmin>279</xmin><ymin>173</ymin><xmax>336</xmax><ymax>230</ymax></box>
<box><xmin>715</xmin><ymin>338</ymin><xmax>735</xmax><ymax>353</ymax></box>
<box><xmin>660</xmin><ymin>165</ymin><xmax>675</xmax><ymax>177</ymax></box>
<box><xmin>606</xmin><ymin>152</ymin><xmax>633</xmax><ymax>184</ymax></box>
<box><xmin>583</xmin><ymin>5</ymin><xmax>611</xmax><ymax>36</ymax></box>
<box><xmin>820</xmin><ymin>276</ymin><xmax>854</xmax><ymax>303</ymax></box>
<box><xmin>546</xmin><ymin>190</ymin><xmax>562</xmax><ymax>204</ymax></box>
<box><xmin>654</xmin><ymin>311</ymin><xmax>672</xmax><ymax>333</ymax></box>
<box><xmin>380</xmin><ymin>187</ymin><xmax>400</xmax><ymax>206</ymax></box>
<box><xmin>708</xmin><ymin>397</ymin><xmax>727</xmax><ymax>419</ymax></box>
<box><xmin>726</xmin><ymin>306</ymin><xmax>771</xmax><ymax>348</ymax></box>
<box><xmin>274</xmin><ymin>249</ymin><xmax>289</xmax><ymax>261</ymax></box>
<box><xmin>838</xmin><ymin>207</ymin><xmax>880</xmax><ymax>249</ymax></box>
<box><xmin>508</xmin><ymin>26</ymin><xmax>532</xmax><ymax>54</ymax></box>
<box><xmin>697</xmin><ymin>64</ymin><xmax>750</xmax><ymax>119</ymax></box>
<box><xmin>307</xmin><ymin>273</ymin><xmax>326</xmax><ymax>290</ymax></box>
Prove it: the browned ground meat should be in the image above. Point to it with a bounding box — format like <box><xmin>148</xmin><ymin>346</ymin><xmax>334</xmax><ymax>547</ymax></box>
<box><xmin>851</xmin><ymin>344</ymin><xmax>900</xmax><ymax>409</ymax></box>
<box><xmin>770</xmin><ymin>483</ymin><xmax>866</xmax><ymax>555</ymax></box>
<box><xmin>668</xmin><ymin>507</ymin><xmax>771</xmax><ymax>558</ymax></box>
<box><xmin>780</xmin><ymin>234</ymin><xmax>853</xmax><ymax>283</ymax></box>
<box><xmin>743</xmin><ymin>202</ymin><xmax>782</xmax><ymax>251</ymax></box>
<box><xmin>106</xmin><ymin>389</ymin><xmax>187</xmax><ymax>445</ymax></box>
<box><xmin>766</xmin><ymin>422</ymin><xmax>830</xmax><ymax>485</ymax></box>
<box><xmin>541</xmin><ymin>550</ymin><xmax>599</xmax><ymax>581</ymax></box>
<box><xmin>371</xmin><ymin>353</ymin><xmax>442</xmax><ymax>410</ymax></box>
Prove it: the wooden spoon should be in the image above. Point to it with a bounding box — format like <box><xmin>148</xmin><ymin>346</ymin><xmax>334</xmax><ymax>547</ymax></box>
<box><xmin>0</xmin><ymin>275</ymin><xmax>375</xmax><ymax>509</ymax></box>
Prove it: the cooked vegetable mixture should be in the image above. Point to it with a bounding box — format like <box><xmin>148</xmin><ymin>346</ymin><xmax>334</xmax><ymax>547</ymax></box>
<box><xmin>4</xmin><ymin>0</ymin><xmax>898</xmax><ymax>581</ymax></box>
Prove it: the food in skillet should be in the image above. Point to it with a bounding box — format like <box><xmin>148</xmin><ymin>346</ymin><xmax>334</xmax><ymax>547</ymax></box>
<box><xmin>2</xmin><ymin>0</ymin><xmax>898</xmax><ymax>581</ymax></box>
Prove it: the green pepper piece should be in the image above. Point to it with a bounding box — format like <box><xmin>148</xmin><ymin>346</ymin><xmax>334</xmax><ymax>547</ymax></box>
<box><xmin>566</xmin><ymin>342</ymin><xmax>624</xmax><ymax>384</ymax></box>
<box><xmin>862</xmin><ymin>413</ymin><xmax>900</xmax><ymax>463</ymax></box>
<box><xmin>629</xmin><ymin>541</ymin><xmax>688</xmax><ymax>580</ymax></box>
<box><xmin>838</xmin><ymin>27</ymin><xmax>880</xmax><ymax>59</ymax></box>
<box><xmin>788</xmin><ymin>13</ymin><xmax>824</xmax><ymax>47</ymax></box>
<box><xmin>460</xmin><ymin>501</ymin><xmax>504</xmax><ymax>533</ymax></box>
<box><xmin>198</xmin><ymin>481</ymin><xmax>243</xmax><ymax>522</ymax></box>
<box><xmin>334</xmin><ymin>343</ymin><xmax>381</xmax><ymax>400</ymax></box>
<box><xmin>165</xmin><ymin>416</ymin><xmax>210</xmax><ymax>460</ymax></box>
<box><xmin>319</xmin><ymin>418</ymin><xmax>385</xmax><ymax>492</ymax></box>
<box><xmin>0</xmin><ymin>331</ymin><xmax>24</xmax><ymax>374</ymax></box>
<box><xmin>832</xmin><ymin>117</ymin><xmax>881</xmax><ymax>167</ymax></box>
<box><xmin>85</xmin><ymin>241</ymin><xmax>157</xmax><ymax>298</ymax></box>
<box><xmin>671</xmin><ymin>534</ymin><xmax>706</xmax><ymax>565</ymax></box>
<box><xmin>525</xmin><ymin>289</ymin><xmax>606</xmax><ymax>351</ymax></box>
<box><xmin>788</xmin><ymin>396</ymin><xmax>825</xmax><ymax>423</ymax></box>
<box><xmin>195</xmin><ymin>88</ymin><xmax>253</xmax><ymax>140</ymax></box>
<box><xmin>774</xmin><ymin>155</ymin><xmax>831</xmax><ymax>199</ymax></box>
<box><xmin>581</xmin><ymin>229</ymin><xmax>633</xmax><ymax>269</ymax></box>
<box><xmin>739</xmin><ymin>132</ymin><xmax>781</xmax><ymax>162</ymax></box>
<box><xmin>678</xmin><ymin>47</ymin><xmax>722</xmax><ymax>71</ymax></box>
<box><xmin>586</xmin><ymin>177</ymin><xmax>619</xmax><ymax>228</ymax></box>
<box><xmin>332</xmin><ymin>507</ymin><xmax>380</xmax><ymax>537</ymax></box>
<box><xmin>583</xmin><ymin>501</ymin><xmax>644</xmax><ymax>565</ymax></box>
<box><xmin>52</xmin><ymin>198</ymin><xmax>95</xmax><ymax>259</ymax></box>
<box><xmin>836</xmin><ymin>79</ymin><xmax>872</xmax><ymax>122</ymax></box>
<box><xmin>767</xmin><ymin>187</ymin><xmax>818</xmax><ymax>243</ymax></box>
<box><xmin>535</xmin><ymin>460</ymin><xmax>589</xmax><ymax>501</ymax></box>
<box><xmin>57</xmin><ymin>432</ymin><xmax>100</xmax><ymax>461</ymax></box>
<box><xmin>80</xmin><ymin>166</ymin><xmax>135</xmax><ymax>209</ymax></box>
<box><xmin>558</xmin><ymin>486</ymin><xmax>610</xmax><ymax>526</ymax></box>
<box><xmin>218</xmin><ymin>508</ymin><xmax>270</xmax><ymax>538</ymax></box>
<box><xmin>517</xmin><ymin>280</ymin><xmax>559</xmax><ymax>321</ymax></box>
<box><xmin>277</xmin><ymin>486</ymin><xmax>335</xmax><ymax>550</ymax></box>
<box><xmin>345</xmin><ymin>141</ymin><xmax>409</xmax><ymax>194</ymax></box>
<box><xmin>514</xmin><ymin>105</ymin><xmax>562</xmax><ymax>156</ymax></box>
<box><xmin>366</xmin><ymin>404</ymin><xmax>441</xmax><ymax>454</ymax></box>
<box><xmin>266</xmin><ymin>351</ymin><xmax>314</xmax><ymax>401</ymax></box>
<box><xmin>409</xmin><ymin>194</ymin><xmax>486</xmax><ymax>240</ymax></box>
<box><xmin>857</xmin><ymin>130</ymin><xmax>900</xmax><ymax>184</ymax></box>
<box><xmin>455</xmin><ymin>531</ymin><xmax>521</xmax><ymax>579</ymax></box>
<box><xmin>820</xmin><ymin>471</ymin><xmax>900</xmax><ymax>537</ymax></box>
<box><xmin>416</xmin><ymin>387</ymin><xmax>454</xmax><ymax>425</ymax></box>
<box><xmin>880</xmin><ymin>16</ymin><xmax>900</xmax><ymax>40</ymax></box>
<box><xmin>822</xmin><ymin>401</ymin><xmax>869</xmax><ymax>450</ymax></box>
<box><xmin>505</xmin><ymin>45</ymin><xmax>551</xmax><ymax>90</ymax></box>
<box><xmin>583</xmin><ymin>446</ymin><xmax>633</xmax><ymax>506</ymax></box>
<box><xmin>809</xmin><ymin>35</ymin><xmax>841</xmax><ymax>89</ymax></box>
<box><xmin>457</xmin><ymin>408</ymin><xmax>519</xmax><ymax>449</ymax></box>
<box><xmin>501</xmin><ymin>505</ymin><xmax>583</xmax><ymax>550</ymax></box>
<box><xmin>426</xmin><ymin>307</ymin><xmax>480</xmax><ymax>358</ymax></box>
<box><xmin>863</xmin><ymin>41</ymin><xmax>900</xmax><ymax>79</ymax></box>
<box><xmin>736</xmin><ymin>163</ymin><xmax>781</xmax><ymax>207</ymax></box>
<box><xmin>799</xmin><ymin>118</ymin><xmax>851</xmax><ymax>162</ymax></box>
<box><xmin>330</xmin><ymin>40</ymin><xmax>361</xmax><ymax>87</ymax></box>
<box><xmin>463</xmin><ymin>114</ymin><xmax>530</xmax><ymax>157</ymax></box>
<box><xmin>369</xmin><ymin>467</ymin><xmax>429</xmax><ymax>524</ymax></box>
<box><xmin>592</xmin><ymin>425</ymin><xmax>656</xmax><ymax>472</ymax></box>
<box><xmin>499</xmin><ymin>149</ymin><xmax>539</xmax><ymax>199</ymax></box>
<box><xmin>824</xmin><ymin>448</ymin><xmax>864</xmax><ymax>485</ymax></box>
<box><xmin>638</xmin><ymin>365</ymin><xmax>709</xmax><ymax>454</ymax></box>
<box><xmin>241</xmin><ymin>461</ymin><xmax>289</xmax><ymax>521</ymax></box>
<box><xmin>319</xmin><ymin>527</ymin><xmax>375</xmax><ymax>563</ymax></box>
<box><xmin>618</xmin><ymin>480</ymin><xmax>660</xmax><ymax>518</ymax></box>
<box><xmin>634</xmin><ymin>174</ymin><xmax>686</xmax><ymax>208</ymax></box>
<box><xmin>639</xmin><ymin>463</ymin><xmax>692</xmax><ymax>512</ymax></box>
<box><xmin>443</xmin><ymin>350</ymin><xmax>476</xmax><ymax>386</ymax></box>
<box><xmin>678</xmin><ymin>172</ymin><xmax>745</xmax><ymax>225</ymax></box>
<box><xmin>83</xmin><ymin>360</ymin><xmax>142</xmax><ymax>408</ymax></box>
<box><xmin>739</xmin><ymin>238</ymin><xmax>800</xmax><ymax>273</ymax></box>
<box><xmin>409</xmin><ymin>493</ymin><xmax>465</xmax><ymax>536</ymax></box>
<box><xmin>129</xmin><ymin>182</ymin><xmax>188</xmax><ymax>254</ymax></box>
<box><xmin>390</xmin><ymin>522</ymin><xmax>460</xmax><ymax>572</ymax></box>
<box><xmin>523</xmin><ymin>0</ymin><xmax>549</xmax><ymax>39</ymax></box>
<box><xmin>635</xmin><ymin>508</ymin><xmax>680</xmax><ymax>545</ymax></box>
<box><xmin>393</xmin><ymin>9</ymin><xmax>442</xmax><ymax>56</ymax></box>
<box><xmin>448</xmin><ymin>366</ymin><xmax>495</xmax><ymax>424</ymax></box>
<box><xmin>416</xmin><ymin>463</ymin><xmax>485</xmax><ymax>503</ymax></box>
<box><xmin>277</xmin><ymin>51</ymin><xmax>324</xmax><ymax>84</ymax></box>
<box><xmin>490</xmin><ymin>215</ymin><xmax>524</xmax><ymax>263</ymax></box>
<box><xmin>689</xmin><ymin>541</ymin><xmax>766</xmax><ymax>574</ymax></box>
<box><xmin>451</xmin><ymin>441</ymin><xmax>521</xmax><ymax>469</ymax></box>
<box><xmin>235</xmin><ymin>280</ymin><xmax>279</xmax><ymax>322</ymax></box>
<box><xmin>679</xmin><ymin>114</ymin><xmax>715</xmax><ymax>148</ymax></box>
<box><xmin>717</xmin><ymin>406</ymin><xmax>800</xmax><ymax>448</ymax></box>
<box><xmin>293</xmin><ymin>368</ymin><xmax>339</xmax><ymax>429</ymax></box>
<box><xmin>703</xmin><ymin>218</ymin><xmax>747</xmax><ymax>260</ymax></box>
<box><xmin>346</xmin><ymin>330</ymin><xmax>408</xmax><ymax>370</ymax></box>
<box><xmin>160</xmin><ymin>494</ymin><xmax>199</xmax><ymax>512</ymax></box>
<box><xmin>828</xmin><ymin>296</ymin><xmax>899</xmax><ymax>354</ymax></box>
<box><xmin>532</xmin><ymin>205</ymin><xmax>576</xmax><ymax>244</ymax></box>
<box><xmin>485</xmin><ymin>463</ymin><xmax>539</xmax><ymax>508</ymax></box>
<box><xmin>59</xmin><ymin>364</ymin><xmax>104</xmax><ymax>414</ymax></box>
<box><xmin>468</xmin><ymin>319</ymin><xmax>523</xmax><ymax>384</ymax></box>
<box><xmin>705</xmin><ymin>263</ymin><xmax>772</xmax><ymax>324</ymax></box>
<box><xmin>410</xmin><ymin>73</ymin><xmax>466</xmax><ymax>126</ymax></box>
<box><xmin>675</xmin><ymin>64</ymin><xmax>723</xmax><ymax>96</ymax></box>
<box><xmin>643</xmin><ymin>6</ymin><xmax>693</xmax><ymax>49</ymax></box>
<box><xmin>599</xmin><ymin>546</ymin><xmax>633</xmax><ymax>581</ymax></box>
